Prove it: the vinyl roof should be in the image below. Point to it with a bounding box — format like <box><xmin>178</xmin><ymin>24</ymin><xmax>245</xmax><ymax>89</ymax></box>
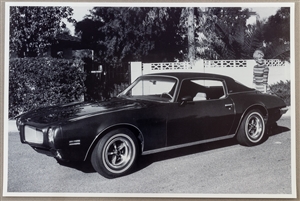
<box><xmin>141</xmin><ymin>72</ymin><xmax>254</xmax><ymax>93</ymax></box>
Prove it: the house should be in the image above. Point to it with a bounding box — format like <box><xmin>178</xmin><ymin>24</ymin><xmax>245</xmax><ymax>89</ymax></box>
<box><xmin>49</xmin><ymin>33</ymin><xmax>90</xmax><ymax>59</ymax></box>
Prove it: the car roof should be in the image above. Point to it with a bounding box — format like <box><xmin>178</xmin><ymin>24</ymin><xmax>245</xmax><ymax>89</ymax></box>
<box><xmin>142</xmin><ymin>72</ymin><xmax>232</xmax><ymax>81</ymax></box>
<box><xmin>141</xmin><ymin>72</ymin><xmax>254</xmax><ymax>93</ymax></box>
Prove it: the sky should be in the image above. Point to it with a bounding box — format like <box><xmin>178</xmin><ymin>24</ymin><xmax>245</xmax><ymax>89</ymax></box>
<box><xmin>72</xmin><ymin>7</ymin><xmax>92</xmax><ymax>21</ymax></box>
<box><xmin>246</xmin><ymin>7</ymin><xmax>280</xmax><ymax>24</ymax></box>
<box><xmin>249</xmin><ymin>7</ymin><xmax>280</xmax><ymax>19</ymax></box>
<box><xmin>67</xmin><ymin>6</ymin><xmax>280</xmax><ymax>35</ymax></box>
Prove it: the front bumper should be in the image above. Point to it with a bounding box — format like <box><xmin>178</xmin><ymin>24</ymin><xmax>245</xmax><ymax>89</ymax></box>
<box><xmin>267</xmin><ymin>107</ymin><xmax>288</xmax><ymax>125</ymax></box>
<box><xmin>280</xmin><ymin>107</ymin><xmax>289</xmax><ymax>115</ymax></box>
<box><xmin>18</xmin><ymin>122</ymin><xmax>85</xmax><ymax>162</ymax></box>
<box><xmin>32</xmin><ymin>146</ymin><xmax>67</xmax><ymax>161</ymax></box>
<box><xmin>17</xmin><ymin>122</ymin><xmax>66</xmax><ymax>161</ymax></box>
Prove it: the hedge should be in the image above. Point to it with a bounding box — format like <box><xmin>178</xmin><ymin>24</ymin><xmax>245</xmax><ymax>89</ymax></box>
<box><xmin>9</xmin><ymin>57</ymin><xmax>86</xmax><ymax>118</ymax></box>
<box><xmin>269</xmin><ymin>80</ymin><xmax>290</xmax><ymax>106</ymax></box>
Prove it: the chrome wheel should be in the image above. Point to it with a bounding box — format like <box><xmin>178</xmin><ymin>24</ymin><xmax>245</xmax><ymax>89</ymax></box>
<box><xmin>91</xmin><ymin>128</ymin><xmax>138</xmax><ymax>178</ymax></box>
<box><xmin>102</xmin><ymin>134</ymin><xmax>136</xmax><ymax>174</ymax></box>
<box><xmin>245</xmin><ymin>112</ymin><xmax>265</xmax><ymax>143</ymax></box>
<box><xmin>237</xmin><ymin>109</ymin><xmax>266</xmax><ymax>146</ymax></box>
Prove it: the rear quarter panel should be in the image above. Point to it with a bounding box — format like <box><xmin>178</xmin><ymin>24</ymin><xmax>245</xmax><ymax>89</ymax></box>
<box><xmin>229</xmin><ymin>91</ymin><xmax>286</xmax><ymax>134</ymax></box>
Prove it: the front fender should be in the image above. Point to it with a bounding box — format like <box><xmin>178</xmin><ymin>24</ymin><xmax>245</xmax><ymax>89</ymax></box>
<box><xmin>83</xmin><ymin>123</ymin><xmax>144</xmax><ymax>161</ymax></box>
<box><xmin>59</xmin><ymin>110</ymin><xmax>141</xmax><ymax>161</ymax></box>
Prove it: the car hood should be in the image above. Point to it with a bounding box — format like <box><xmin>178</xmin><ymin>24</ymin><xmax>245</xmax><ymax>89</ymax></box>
<box><xmin>18</xmin><ymin>98</ymin><xmax>144</xmax><ymax>124</ymax></box>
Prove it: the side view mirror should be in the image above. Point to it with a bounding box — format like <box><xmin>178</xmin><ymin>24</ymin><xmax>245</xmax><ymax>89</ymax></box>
<box><xmin>180</xmin><ymin>96</ymin><xmax>193</xmax><ymax>106</ymax></box>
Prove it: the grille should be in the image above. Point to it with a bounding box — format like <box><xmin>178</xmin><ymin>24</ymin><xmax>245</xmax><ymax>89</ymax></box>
<box><xmin>24</xmin><ymin>126</ymin><xmax>43</xmax><ymax>144</ymax></box>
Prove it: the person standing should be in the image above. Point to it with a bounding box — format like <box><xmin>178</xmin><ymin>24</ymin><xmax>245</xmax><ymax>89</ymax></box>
<box><xmin>252</xmin><ymin>50</ymin><xmax>269</xmax><ymax>93</ymax></box>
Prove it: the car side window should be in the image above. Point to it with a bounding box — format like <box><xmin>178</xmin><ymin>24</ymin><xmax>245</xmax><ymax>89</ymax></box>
<box><xmin>178</xmin><ymin>79</ymin><xmax>225</xmax><ymax>102</ymax></box>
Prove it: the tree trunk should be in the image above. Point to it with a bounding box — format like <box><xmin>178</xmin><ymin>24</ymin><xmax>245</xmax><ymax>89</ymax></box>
<box><xmin>187</xmin><ymin>7</ymin><xmax>195</xmax><ymax>65</ymax></box>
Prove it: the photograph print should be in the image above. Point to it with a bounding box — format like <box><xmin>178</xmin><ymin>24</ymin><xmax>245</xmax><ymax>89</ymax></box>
<box><xmin>3</xmin><ymin>2</ymin><xmax>296</xmax><ymax>198</ymax></box>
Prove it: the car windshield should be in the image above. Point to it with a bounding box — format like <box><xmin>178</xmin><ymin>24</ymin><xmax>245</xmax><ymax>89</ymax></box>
<box><xmin>118</xmin><ymin>76</ymin><xmax>177</xmax><ymax>102</ymax></box>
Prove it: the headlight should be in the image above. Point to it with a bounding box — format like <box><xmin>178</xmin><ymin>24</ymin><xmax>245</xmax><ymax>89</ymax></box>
<box><xmin>24</xmin><ymin>126</ymin><xmax>43</xmax><ymax>144</ymax></box>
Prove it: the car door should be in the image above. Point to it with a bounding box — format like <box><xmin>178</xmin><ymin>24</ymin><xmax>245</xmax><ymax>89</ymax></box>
<box><xmin>167</xmin><ymin>78</ymin><xmax>235</xmax><ymax>146</ymax></box>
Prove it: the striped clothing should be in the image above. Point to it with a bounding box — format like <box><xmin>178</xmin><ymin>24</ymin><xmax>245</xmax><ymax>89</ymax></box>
<box><xmin>253</xmin><ymin>64</ymin><xmax>269</xmax><ymax>93</ymax></box>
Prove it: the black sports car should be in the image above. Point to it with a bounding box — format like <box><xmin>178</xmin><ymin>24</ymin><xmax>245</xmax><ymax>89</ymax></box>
<box><xmin>16</xmin><ymin>72</ymin><xmax>287</xmax><ymax>178</ymax></box>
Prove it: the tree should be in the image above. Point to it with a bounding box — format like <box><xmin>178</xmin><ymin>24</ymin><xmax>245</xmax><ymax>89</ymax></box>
<box><xmin>181</xmin><ymin>7</ymin><xmax>252</xmax><ymax>60</ymax></box>
<box><xmin>263</xmin><ymin>7</ymin><xmax>290</xmax><ymax>44</ymax></box>
<box><xmin>10</xmin><ymin>6</ymin><xmax>74</xmax><ymax>57</ymax></box>
<box><xmin>75</xmin><ymin>7</ymin><xmax>259</xmax><ymax>62</ymax></box>
<box><xmin>75</xmin><ymin>7</ymin><xmax>188</xmax><ymax>63</ymax></box>
<box><xmin>192</xmin><ymin>7</ymin><xmax>225</xmax><ymax>60</ymax></box>
<box><xmin>76</xmin><ymin>7</ymin><xmax>151</xmax><ymax>63</ymax></box>
<box><xmin>262</xmin><ymin>7</ymin><xmax>290</xmax><ymax>61</ymax></box>
<box><xmin>241</xmin><ymin>7</ymin><xmax>290</xmax><ymax>61</ymax></box>
<box><xmin>242</xmin><ymin>21</ymin><xmax>265</xmax><ymax>59</ymax></box>
<box><xmin>141</xmin><ymin>7</ymin><xmax>186</xmax><ymax>62</ymax></box>
<box><xmin>207</xmin><ymin>7</ymin><xmax>251</xmax><ymax>59</ymax></box>
<box><xmin>186</xmin><ymin>7</ymin><xmax>195</xmax><ymax>64</ymax></box>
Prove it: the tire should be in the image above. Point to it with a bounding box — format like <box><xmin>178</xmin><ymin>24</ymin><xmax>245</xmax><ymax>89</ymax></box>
<box><xmin>91</xmin><ymin>128</ymin><xmax>138</xmax><ymax>178</ymax></box>
<box><xmin>237</xmin><ymin>109</ymin><xmax>266</xmax><ymax>146</ymax></box>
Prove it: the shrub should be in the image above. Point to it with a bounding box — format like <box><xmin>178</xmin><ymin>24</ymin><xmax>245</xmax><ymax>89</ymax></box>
<box><xmin>9</xmin><ymin>57</ymin><xmax>86</xmax><ymax>118</ymax></box>
<box><xmin>269</xmin><ymin>80</ymin><xmax>290</xmax><ymax>106</ymax></box>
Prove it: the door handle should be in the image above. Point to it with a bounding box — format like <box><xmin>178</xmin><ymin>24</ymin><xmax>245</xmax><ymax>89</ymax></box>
<box><xmin>225</xmin><ymin>104</ymin><xmax>233</xmax><ymax>110</ymax></box>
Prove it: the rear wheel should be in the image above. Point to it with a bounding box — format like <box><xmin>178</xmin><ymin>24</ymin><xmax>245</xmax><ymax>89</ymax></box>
<box><xmin>91</xmin><ymin>128</ymin><xmax>138</xmax><ymax>178</ymax></box>
<box><xmin>237</xmin><ymin>110</ymin><xmax>266</xmax><ymax>146</ymax></box>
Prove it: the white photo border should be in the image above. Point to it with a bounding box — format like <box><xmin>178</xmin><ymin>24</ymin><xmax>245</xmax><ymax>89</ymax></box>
<box><xmin>2</xmin><ymin>1</ymin><xmax>297</xmax><ymax>199</ymax></box>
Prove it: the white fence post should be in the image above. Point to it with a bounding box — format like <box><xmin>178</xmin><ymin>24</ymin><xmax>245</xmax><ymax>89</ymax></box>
<box><xmin>130</xmin><ymin>62</ymin><xmax>142</xmax><ymax>83</ymax></box>
<box><xmin>195</xmin><ymin>59</ymin><xmax>204</xmax><ymax>72</ymax></box>
<box><xmin>142</xmin><ymin>63</ymin><xmax>152</xmax><ymax>75</ymax></box>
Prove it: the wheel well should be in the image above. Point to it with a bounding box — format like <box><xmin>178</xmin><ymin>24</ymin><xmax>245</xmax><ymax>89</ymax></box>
<box><xmin>235</xmin><ymin>105</ymin><xmax>268</xmax><ymax>136</ymax></box>
<box><xmin>84</xmin><ymin>124</ymin><xmax>144</xmax><ymax>161</ymax></box>
<box><xmin>244</xmin><ymin>105</ymin><xmax>268</xmax><ymax>120</ymax></box>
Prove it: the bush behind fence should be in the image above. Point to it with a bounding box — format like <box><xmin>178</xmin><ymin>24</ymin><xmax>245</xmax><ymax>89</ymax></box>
<box><xmin>9</xmin><ymin>58</ymin><xmax>86</xmax><ymax>118</ymax></box>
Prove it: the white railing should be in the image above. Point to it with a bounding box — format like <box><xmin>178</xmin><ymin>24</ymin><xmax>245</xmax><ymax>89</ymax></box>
<box><xmin>150</xmin><ymin>62</ymin><xmax>192</xmax><ymax>71</ymax></box>
<box><xmin>204</xmin><ymin>59</ymin><xmax>285</xmax><ymax>68</ymax></box>
<box><xmin>204</xmin><ymin>60</ymin><xmax>247</xmax><ymax>68</ymax></box>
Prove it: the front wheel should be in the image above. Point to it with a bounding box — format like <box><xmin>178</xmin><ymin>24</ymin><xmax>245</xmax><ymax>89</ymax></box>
<box><xmin>91</xmin><ymin>128</ymin><xmax>138</xmax><ymax>178</ymax></box>
<box><xmin>237</xmin><ymin>110</ymin><xmax>266</xmax><ymax>146</ymax></box>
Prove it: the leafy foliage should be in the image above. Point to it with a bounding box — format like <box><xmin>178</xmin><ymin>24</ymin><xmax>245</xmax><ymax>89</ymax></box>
<box><xmin>242</xmin><ymin>22</ymin><xmax>265</xmax><ymax>59</ymax></box>
<box><xmin>76</xmin><ymin>7</ymin><xmax>150</xmax><ymax>63</ymax></box>
<box><xmin>263</xmin><ymin>7</ymin><xmax>290</xmax><ymax>44</ymax></box>
<box><xmin>207</xmin><ymin>7</ymin><xmax>251</xmax><ymax>59</ymax></box>
<box><xmin>262</xmin><ymin>8</ymin><xmax>290</xmax><ymax>61</ymax></box>
<box><xmin>9</xmin><ymin>58</ymin><xmax>86</xmax><ymax>118</ymax></box>
<box><xmin>142</xmin><ymin>7</ymin><xmax>186</xmax><ymax>62</ymax></box>
<box><xmin>76</xmin><ymin>7</ymin><xmax>255</xmax><ymax>62</ymax></box>
<box><xmin>10</xmin><ymin>6</ymin><xmax>74</xmax><ymax>57</ymax></box>
<box><xmin>11</xmin><ymin>6</ymin><xmax>290</xmax><ymax>61</ymax></box>
<box><xmin>242</xmin><ymin>7</ymin><xmax>290</xmax><ymax>61</ymax></box>
<box><xmin>269</xmin><ymin>80</ymin><xmax>290</xmax><ymax>106</ymax></box>
<box><xmin>192</xmin><ymin>8</ymin><xmax>226</xmax><ymax>60</ymax></box>
<box><xmin>76</xmin><ymin>7</ymin><xmax>187</xmax><ymax>63</ymax></box>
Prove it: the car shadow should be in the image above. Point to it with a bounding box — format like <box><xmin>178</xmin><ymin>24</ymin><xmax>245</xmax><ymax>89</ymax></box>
<box><xmin>136</xmin><ymin>123</ymin><xmax>290</xmax><ymax>173</ymax></box>
<box><xmin>136</xmin><ymin>138</ymin><xmax>237</xmax><ymax>172</ymax></box>
<box><xmin>56</xmin><ymin>124</ymin><xmax>289</xmax><ymax>174</ymax></box>
<box><xmin>57</xmin><ymin>160</ymin><xmax>96</xmax><ymax>173</ymax></box>
<box><xmin>268</xmin><ymin>123</ymin><xmax>290</xmax><ymax>137</ymax></box>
